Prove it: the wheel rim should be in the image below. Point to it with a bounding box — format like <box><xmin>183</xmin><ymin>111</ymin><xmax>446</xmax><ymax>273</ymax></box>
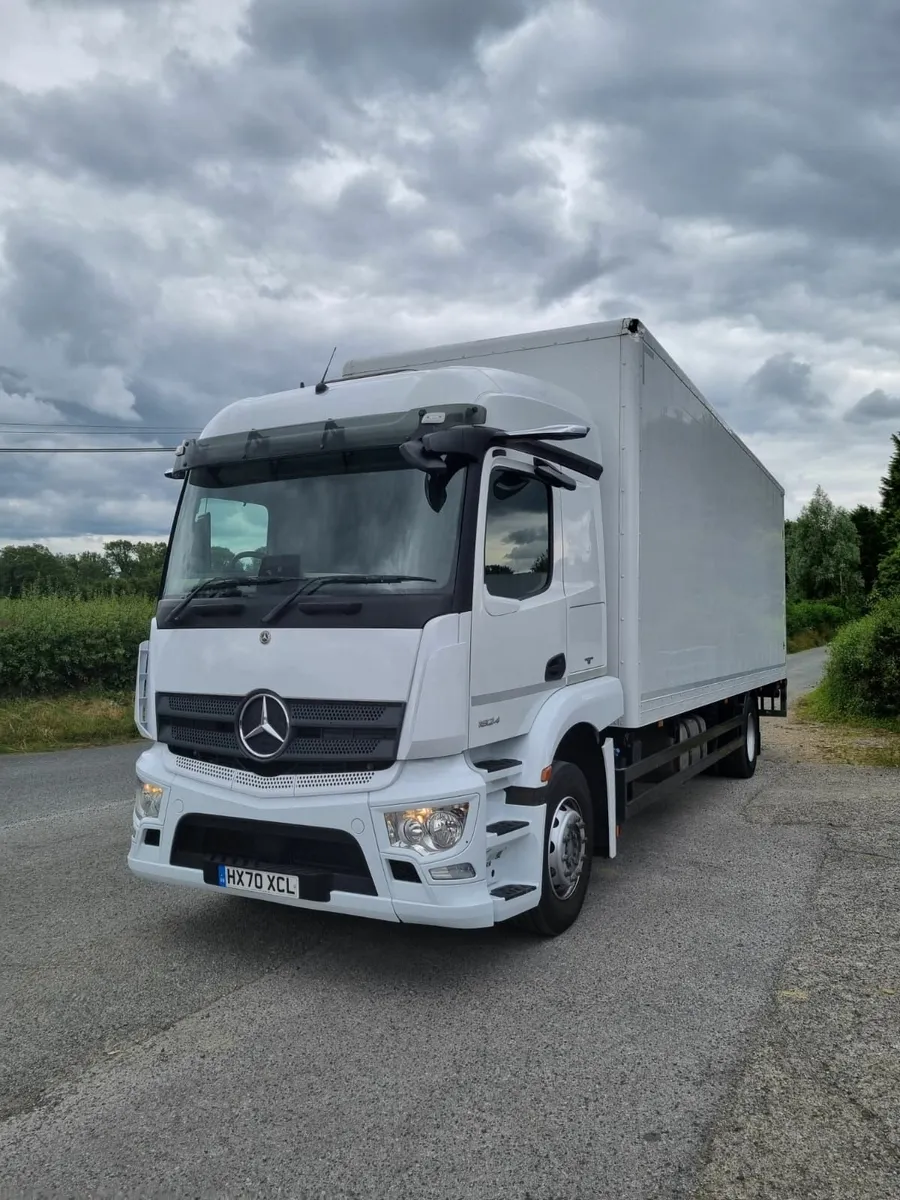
<box><xmin>746</xmin><ymin>711</ymin><xmax>758</xmax><ymax>761</ymax></box>
<box><xmin>547</xmin><ymin>795</ymin><xmax>587</xmax><ymax>901</ymax></box>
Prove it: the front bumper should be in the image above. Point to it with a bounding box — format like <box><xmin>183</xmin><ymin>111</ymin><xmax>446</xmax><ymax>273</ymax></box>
<box><xmin>127</xmin><ymin>745</ymin><xmax>540</xmax><ymax>929</ymax></box>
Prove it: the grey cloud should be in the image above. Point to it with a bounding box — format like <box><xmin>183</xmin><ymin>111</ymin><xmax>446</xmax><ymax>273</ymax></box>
<box><xmin>3</xmin><ymin>221</ymin><xmax>137</xmax><ymax>368</ymax></box>
<box><xmin>0</xmin><ymin>59</ymin><xmax>336</xmax><ymax>197</ymax></box>
<box><xmin>0</xmin><ymin>366</ymin><xmax>30</xmax><ymax>397</ymax></box>
<box><xmin>746</xmin><ymin>354</ymin><xmax>826</xmax><ymax>410</ymax></box>
<box><xmin>508</xmin><ymin>2</ymin><xmax>900</xmax><ymax>249</ymax></box>
<box><xmin>535</xmin><ymin>243</ymin><xmax>626</xmax><ymax>306</ymax></box>
<box><xmin>242</xmin><ymin>0</ymin><xmax>538</xmax><ymax>89</ymax></box>
<box><xmin>844</xmin><ymin>389</ymin><xmax>900</xmax><ymax>425</ymax></box>
<box><xmin>30</xmin><ymin>1</ymin><xmax>173</xmax><ymax>6</ymax></box>
<box><xmin>733</xmin><ymin>353</ymin><xmax>832</xmax><ymax>433</ymax></box>
<box><xmin>2</xmin><ymin>0</ymin><xmax>899</xmax><ymax>541</ymax></box>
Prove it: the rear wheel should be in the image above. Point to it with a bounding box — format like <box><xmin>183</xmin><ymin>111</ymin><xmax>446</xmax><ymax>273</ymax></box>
<box><xmin>718</xmin><ymin>695</ymin><xmax>760</xmax><ymax>779</ymax></box>
<box><xmin>519</xmin><ymin>761</ymin><xmax>595</xmax><ymax>937</ymax></box>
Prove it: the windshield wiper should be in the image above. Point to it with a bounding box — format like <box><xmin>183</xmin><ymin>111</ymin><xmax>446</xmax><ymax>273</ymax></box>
<box><xmin>167</xmin><ymin>575</ymin><xmax>301</xmax><ymax>624</ymax></box>
<box><xmin>262</xmin><ymin>574</ymin><xmax>437</xmax><ymax>625</ymax></box>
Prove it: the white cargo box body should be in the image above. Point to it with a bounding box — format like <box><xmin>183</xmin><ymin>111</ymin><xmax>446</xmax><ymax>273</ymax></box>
<box><xmin>345</xmin><ymin>318</ymin><xmax>786</xmax><ymax>729</ymax></box>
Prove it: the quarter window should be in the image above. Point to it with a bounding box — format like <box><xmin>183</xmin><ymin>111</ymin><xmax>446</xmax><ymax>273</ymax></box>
<box><xmin>484</xmin><ymin>470</ymin><xmax>552</xmax><ymax>599</ymax></box>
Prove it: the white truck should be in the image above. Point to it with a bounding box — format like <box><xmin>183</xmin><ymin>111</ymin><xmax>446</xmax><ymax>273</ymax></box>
<box><xmin>128</xmin><ymin>317</ymin><xmax>787</xmax><ymax>935</ymax></box>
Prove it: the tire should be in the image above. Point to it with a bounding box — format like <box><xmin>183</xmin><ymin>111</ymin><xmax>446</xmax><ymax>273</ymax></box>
<box><xmin>518</xmin><ymin>760</ymin><xmax>595</xmax><ymax>937</ymax></box>
<box><xmin>718</xmin><ymin>695</ymin><xmax>760</xmax><ymax>779</ymax></box>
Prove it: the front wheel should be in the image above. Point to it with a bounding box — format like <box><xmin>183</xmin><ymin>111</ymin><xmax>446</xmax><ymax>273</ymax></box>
<box><xmin>519</xmin><ymin>760</ymin><xmax>595</xmax><ymax>937</ymax></box>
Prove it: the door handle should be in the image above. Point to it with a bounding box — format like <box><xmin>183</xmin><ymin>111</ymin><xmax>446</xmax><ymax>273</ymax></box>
<box><xmin>545</xmin><ymin>653</ymin><xmax>567</xmax><ymax>682</ymax></box>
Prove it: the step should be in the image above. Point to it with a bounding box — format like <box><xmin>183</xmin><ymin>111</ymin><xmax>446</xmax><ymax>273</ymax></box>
<box><xmin>491</xmin><ymin>883</ymin><xmax>537</xmax><ymax>901</ymax></box>
<box><xmin>472</xmin><ymin>757</ymin><xmax>522</xmax><ymax>780</ymax></box>
<box><xmin>486</xmin><ymin>819</ymin><xmax>529</xmax><ymax>836</ymax></box>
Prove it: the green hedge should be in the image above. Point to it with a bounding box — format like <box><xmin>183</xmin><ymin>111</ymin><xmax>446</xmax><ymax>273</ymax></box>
<box><xmin>786</xmin><ymin>600</ymin><xmax>846</xmax><ymax>652</ymax></box>
<box><xmin>820</xmin><ymin>596</ymin><xmax>900</xmax><ymax>717</ymax></box>
<box><xmin>0</xmin><ymin>596</ymin><xmax>154</xmax><ymax>696</ymax></box>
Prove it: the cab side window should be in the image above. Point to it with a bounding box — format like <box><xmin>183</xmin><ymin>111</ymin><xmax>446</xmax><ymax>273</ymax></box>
<box><xmin>484</xmin><ymin>469</ymin><xmax>552</xmax><ymax>600</ymax></box>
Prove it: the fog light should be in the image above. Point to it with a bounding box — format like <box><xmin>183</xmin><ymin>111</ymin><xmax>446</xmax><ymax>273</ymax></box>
<box><xmin>430</xmin><ymin>863</ymin><xmax>476</xmax><ymax>881</ymax></box>
<box><xmin>384</xmin><ymin>801</ymin><xmax>470</xmax><ymax>854</ymax></box>
<box><xmin>135</xmin><ymin>780</ymin><xmax>164</xmax><ymax>820</ymax></box>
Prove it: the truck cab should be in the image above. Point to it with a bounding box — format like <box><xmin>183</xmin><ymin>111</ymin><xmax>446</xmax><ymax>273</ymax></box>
<box><xmin>129</xmin><ymin>364</ymin><xmax>623</xmax><ymax>934</ymax></box>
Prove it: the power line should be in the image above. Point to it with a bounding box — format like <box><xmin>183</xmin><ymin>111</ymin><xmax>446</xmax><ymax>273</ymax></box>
<box><xmin>0</xmin><ymin>446</ymin><xmax>178</xmax><ymax>454</ymax></box>
<box><xmin>0</xmin><ymin>424</ymin><xmax>199</xmax><ymax>434</ymax></box>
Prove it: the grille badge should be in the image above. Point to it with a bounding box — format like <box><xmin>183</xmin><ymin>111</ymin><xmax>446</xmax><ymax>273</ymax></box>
<box><xmin>236</xmin><ymin>691</ymin><xmax>291</xmax><ymax>761</ymax></box>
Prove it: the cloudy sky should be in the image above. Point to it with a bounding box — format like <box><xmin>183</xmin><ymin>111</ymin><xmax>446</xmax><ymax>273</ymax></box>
<box><xmin>2</xmin><ymin>0</ymin><xmax>900</xmax><ymax>552</ymax></box>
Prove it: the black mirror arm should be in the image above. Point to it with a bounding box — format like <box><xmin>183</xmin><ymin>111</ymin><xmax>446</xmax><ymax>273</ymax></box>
<box><xmin>533</xmin><ymin>460</ymin><xmax>577</xmax><ymax>491</ymax></box>
<box><xmin>398</xmin><ymin>439</ymin><xmax>446</xmax><ymax>474</ymax></box>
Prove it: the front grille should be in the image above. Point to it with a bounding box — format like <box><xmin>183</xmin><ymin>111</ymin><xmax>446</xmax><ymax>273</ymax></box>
<box><xmin>170</xmin><ymin>813</ymin><xmax>376</xmax><ymax>897</ymax></box>
<box><xmin>156</xmin><ymin>691</ymin><xmax>404</xmax><ymax>775</ymax></box>
<box><xmin>174</xmin><ymin>755</ymin><xmax>376</xmax><ymax>792</ymax></box>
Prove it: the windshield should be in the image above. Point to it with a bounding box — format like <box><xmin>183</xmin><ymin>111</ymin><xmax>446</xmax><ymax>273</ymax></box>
<box><xmin>161</xmin><ymin>448</ymin><xmax>466</xmax><ymax>602</ymax></box>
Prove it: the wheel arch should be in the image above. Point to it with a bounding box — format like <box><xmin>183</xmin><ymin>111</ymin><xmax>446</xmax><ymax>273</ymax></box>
<box><xmin>498</xmin><ymin>676</ymin><xmax>622</xmax><ymax>859</ymax></box>
<box><xmin>553</xmin><ymin>722</ymin><xmax>616</xmax><ymax>857</ymax></box>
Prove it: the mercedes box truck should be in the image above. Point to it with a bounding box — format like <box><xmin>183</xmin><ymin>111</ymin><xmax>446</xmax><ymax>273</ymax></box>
<box><xmin>128</xmin><ymin>317</ymin><xmax>787</xmax><ymax>935</ymax></box>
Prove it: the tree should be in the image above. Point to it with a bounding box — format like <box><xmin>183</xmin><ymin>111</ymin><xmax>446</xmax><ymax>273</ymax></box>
<box><xmin>850</xmin><ymin>504</ymin><xmax>888</xmax><ymax>595</ymax></box>
<box><xmin>0</xmin><ymin>544</ymin><xmax>71</xmax><ymax>597</ymax></box>
<box><xmin>873</xmin><ymin>544</ymin><xmax>900</xmax><ymax>601</ymax></box>
<box><xmin>787</xmin><ymin>485</ymin><xmax>864</xmax><ymax>611</ymax></box>
<box><xmin>784</xmin><ymin>517</ymin><xmax>795</xmax><ymax>595</ymax></box>
<box><xmin>59</xmin><ymin>551</ymin><xmax>115</xmax><ymax>597</ymax></box>
<box><xmin>0</xmin><ymin>539</ymin><xmax>168</xmax><ymax>599</ymax></box>
<box><xmin>103</xmin><ymin>539</ymin><xmax>167</xmax><ymax>595</ymax></box>
<box><xmin>879</xmin><ymin>432</ymin><xmax>900</xmax><ymax>542</ymax></box>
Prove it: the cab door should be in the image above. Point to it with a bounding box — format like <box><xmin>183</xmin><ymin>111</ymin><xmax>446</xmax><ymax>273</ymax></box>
<box><xmin>469</xmin><ymin>450</ymin><xmax>568</xmax><ymax>748</ymax></box>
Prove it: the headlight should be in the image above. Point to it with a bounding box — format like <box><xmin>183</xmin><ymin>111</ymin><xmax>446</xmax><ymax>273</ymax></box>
<box><xmin>384</xmin><ymin>802</ymin><xmax>470</xmax><ymax>854</ymax></box>
<box><xmin>135</xmin><ymin>780</ymin><xmax>165</xmax><ymax>820</ymax></box>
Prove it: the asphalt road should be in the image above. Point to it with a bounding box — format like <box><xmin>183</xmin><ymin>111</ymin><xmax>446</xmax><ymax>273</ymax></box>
<box><xmin>786</xmin><ymin>643</ymin><xmax>829</xmax><ymax>699</ymax></box>
<box><xmin>3</xmin><ymin>647</ymin><xmax>888</xmax><ymax>1200</ymax></box>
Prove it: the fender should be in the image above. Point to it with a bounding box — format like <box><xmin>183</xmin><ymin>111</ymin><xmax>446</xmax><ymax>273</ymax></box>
<box><xmin>493</xmin><ymin>675</ymin><xmax>624</xmax><ymax>858</ymax></box>
<box><xmin>514</xmin><ymin>674</ymin><xmax>624</xmax><ymax>785</ymax></box>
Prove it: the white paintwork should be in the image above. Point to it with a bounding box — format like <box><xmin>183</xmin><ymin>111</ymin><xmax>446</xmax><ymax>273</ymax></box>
<box><xmin>134</xmin><ymin>639</ymin><xmax>153</xmax><ymax>739</ymax></box>
<box><xmin>397</xmin><ymin>613</ymin><xmax>470</xmax><ymax>760</ymax></box>
<box><xmin>636</xmin><ymin>342</ymin><xmax>785</xmax><ymax>720</ymax></box>
<box><xmin>197</xmin><ymin>363</ymin><xmax>586</xmax><ymax>446</ymax></box>
<box><xmin>348</xmin><ymin>317</ymin><xmax>786</xmax><ymax>728</ymax></box>
<box><xmin>128</xmin><ymin>742</ymin><xmax>544</xmax><ymax>929</ymax></box>
<box><xmin>467</xmin><ymin>672</ymin><xmax>624</xmax><ymax>860</ymax></box>
<box><xmin>150</xmin><ymin>623</ymin><xmax>421</xmax><ymax>703</ymax></box>
<box><xmin>481</xmin><ymin>673</ymin><xmax>625</xmax><ymax>789</ymax></box>
<box><xmin>561</xmin><ymin>475</ymin><xmax>607</xmax><ymax>677</ymax></box>
<box><xmin>468</xmin><ymin>448</ymin><xmax>568</xmax><ymax>749</ymax></box>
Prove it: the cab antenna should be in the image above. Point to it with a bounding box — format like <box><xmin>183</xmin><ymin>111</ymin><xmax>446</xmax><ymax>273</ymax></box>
<box><xmin>315</xmin><ymin>347</ymin><xmax>338</xmax><ymax>394</ymax></box>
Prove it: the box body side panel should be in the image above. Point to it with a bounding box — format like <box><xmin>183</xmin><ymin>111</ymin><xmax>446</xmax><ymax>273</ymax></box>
<box><xmin>636</xmin><ymin>342</ymin><xmax>786</xmax><ymax>724</ymax></box>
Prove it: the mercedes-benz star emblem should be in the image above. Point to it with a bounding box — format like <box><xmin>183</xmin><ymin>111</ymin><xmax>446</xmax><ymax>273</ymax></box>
<box><xmin>236</xmin><ymin>692</ymin><xmax>291</xmax><ymax>760</ymax></box>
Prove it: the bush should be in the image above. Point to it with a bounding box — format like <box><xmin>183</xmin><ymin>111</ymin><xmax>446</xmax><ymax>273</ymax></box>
<box><xmin>820</xmin><ymin>596</ymin><xmax>900</xmax><ymax>717</ymax></box>
<box><xmin>872</xmin><ymin>543</ymin><xmax>900</xmax><ymax>602</ymax></box>
<box><xmin>0</xmin><ymin>595</ymin><xmax>154</xmax><ymax>696</ymax></box>
<box><xmin>786</xmin><ymin>600</ymin><xmax>846</xmax><ymax>651</ymax></box>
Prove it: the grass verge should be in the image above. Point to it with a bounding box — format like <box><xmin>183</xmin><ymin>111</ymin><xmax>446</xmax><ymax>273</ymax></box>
<box><xmin>786</xmin><ymin>629</ymin><xmax>832</xmax><ymax>654</ymax></box>
<box><xmin>792</xmin><ymin>685</ymin><xmax>900</xmax><ymax>768</ymax></box>
<box><xmin>0</xmin><ymin>692</ymin><xmax>141</xmax><ymax>754</ymax></box>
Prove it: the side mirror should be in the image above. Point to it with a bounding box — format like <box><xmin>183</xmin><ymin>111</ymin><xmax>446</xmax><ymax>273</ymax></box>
<box><xmin>191</xmin><ymin>511</ymin><xmax>212</xmax><ymax>573</ymax></box>
<box><xmin>424</xmin><ymin>473</ymin><xmax>448</xmax><ymax>512</ymax></box>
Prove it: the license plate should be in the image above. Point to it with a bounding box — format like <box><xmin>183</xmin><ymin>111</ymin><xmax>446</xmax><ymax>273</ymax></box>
<box><xmin>216</xmin><ymin>865</ymin><xmax>300</xmax><ymax>900</ymax></box>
